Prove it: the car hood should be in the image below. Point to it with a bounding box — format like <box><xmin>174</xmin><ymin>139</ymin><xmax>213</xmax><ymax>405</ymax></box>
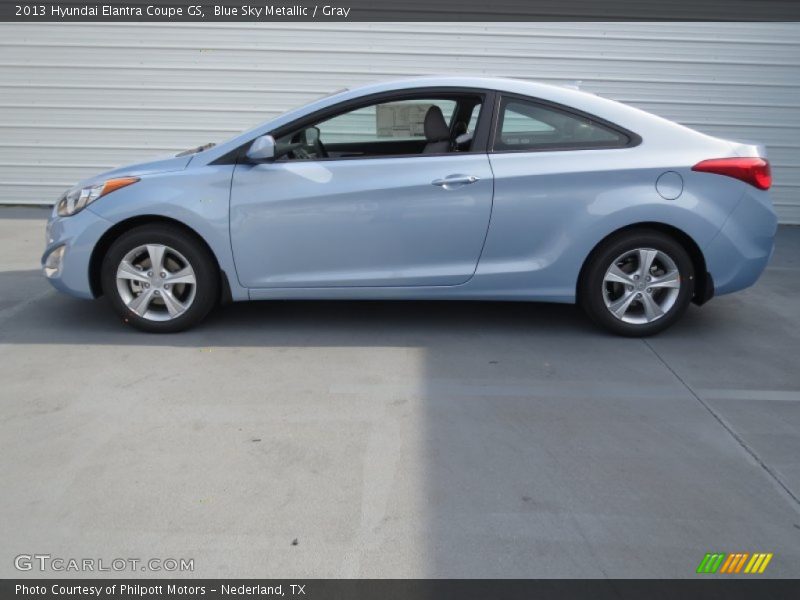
<box><xmin>76</xmin><ymin>155</ymin><xmax>193</xmax><ymax>188</ymax></box>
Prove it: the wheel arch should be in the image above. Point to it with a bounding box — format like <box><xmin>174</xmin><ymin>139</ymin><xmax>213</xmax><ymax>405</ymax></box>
<box><xmin>577</xmin><ymin>221</ymin><xmax>712</xmax><ymax>306</ymax></box>
<box><xmin>88</xmin><ymin>214</ymin><xmax>233</xmax><ymax>304</ymax></box>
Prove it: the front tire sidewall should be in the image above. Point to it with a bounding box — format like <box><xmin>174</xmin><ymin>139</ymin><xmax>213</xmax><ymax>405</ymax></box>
<box><xmin>581</xmin><ymin>231</ymin><xmax>695</xmax><ymax>337</ymax></box>
<box><xmin>101</xmin><ymin>226</ymin><xmax>218</xmax><ymax>333</ymax></box>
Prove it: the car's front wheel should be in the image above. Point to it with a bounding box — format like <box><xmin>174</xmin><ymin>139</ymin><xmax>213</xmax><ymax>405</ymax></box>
<box><xmin>579</xmin><ymin>229</ymin><xmax>695</xmax><ymax>336</ymax></box>
<box><xmin>101</xmin><ymin>224</ymin><xmax>219</xmax><ymax>332</ymax></box>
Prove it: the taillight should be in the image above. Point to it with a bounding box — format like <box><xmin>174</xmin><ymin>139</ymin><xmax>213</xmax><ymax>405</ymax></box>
<box><xmin>692</xmin><ymin>157</ymin><xmax>771</xmax><ymax>190</ymax></box>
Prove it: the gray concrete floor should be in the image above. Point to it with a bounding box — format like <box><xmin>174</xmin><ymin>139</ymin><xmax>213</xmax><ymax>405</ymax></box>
<box><xmin>1</xmin><ymin>206</ymin><xmax>799</xmax><ymax>579</ymax></box>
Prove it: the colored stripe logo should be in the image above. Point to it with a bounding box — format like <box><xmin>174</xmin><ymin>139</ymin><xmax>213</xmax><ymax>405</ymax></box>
<box><xmin>696</xmin><ymin>552</ymin><xmax>773</xmax><ymax>574</ymax></box>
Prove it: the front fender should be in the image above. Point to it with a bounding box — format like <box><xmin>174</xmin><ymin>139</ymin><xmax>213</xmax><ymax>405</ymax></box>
<box><xmin>86</xmin><ymin>165</ymin><xmax>248</xmax><ymax>301</ymax></box>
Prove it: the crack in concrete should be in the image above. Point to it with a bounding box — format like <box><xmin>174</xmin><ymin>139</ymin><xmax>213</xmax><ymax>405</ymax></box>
<box><xmin>642</xmin><ymin>338</ymin><xmax>800</xmax><ymax>513</ymax></box>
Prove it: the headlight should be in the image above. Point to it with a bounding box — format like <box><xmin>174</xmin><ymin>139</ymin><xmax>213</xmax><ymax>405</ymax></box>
<box><xmin>56</xmin><ymin>176</ymin><xmax>139</xmax><ymax>217</ymax></box>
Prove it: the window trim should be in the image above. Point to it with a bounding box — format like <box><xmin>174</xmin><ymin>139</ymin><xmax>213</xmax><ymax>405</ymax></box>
<box><xmin>232</xmin><ymin>87</ymin><xmax>497</xmax><ymax>164</ymax></box>
<box><xmin>490</xmin><ymin>93</ymin><xmax>642</xmax><ymax>154</ymax></box>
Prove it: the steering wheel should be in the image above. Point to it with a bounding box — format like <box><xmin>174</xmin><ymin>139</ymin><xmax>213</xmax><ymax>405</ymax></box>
<box><xmin>288</xmin><ymin>129</ymin><xmax>329</xmax><ymax>160</ymax></box>
<box><xmin>292</xmin><ymin>146</ymin><xmax>311</xmax><ymax>160</ymax></box>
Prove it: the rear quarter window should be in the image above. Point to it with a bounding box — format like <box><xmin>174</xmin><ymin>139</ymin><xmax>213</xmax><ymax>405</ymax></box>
<box><xmin>494</xmin><ymin>97</ymin><xmax>632</xmax><ymax>152</ymax></box>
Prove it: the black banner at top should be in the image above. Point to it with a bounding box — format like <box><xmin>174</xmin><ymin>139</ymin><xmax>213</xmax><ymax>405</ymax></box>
<box><xmin>3</xmin><ymin>0</ymin><xmax>800</xmax><ymax>21</ymax></box>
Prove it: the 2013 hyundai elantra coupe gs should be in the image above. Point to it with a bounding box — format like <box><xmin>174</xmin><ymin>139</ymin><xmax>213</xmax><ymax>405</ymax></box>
<box><xmin>42</xmin><ymin>77</ymin><xmax>777</xmax><ymax>335</ymax></box>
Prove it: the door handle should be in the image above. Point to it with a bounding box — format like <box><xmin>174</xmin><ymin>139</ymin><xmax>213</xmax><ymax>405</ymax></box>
<box><xmin>432</xmin><ymin>175</ymin><xmax>480</xmax><ymax>187</ymax></box>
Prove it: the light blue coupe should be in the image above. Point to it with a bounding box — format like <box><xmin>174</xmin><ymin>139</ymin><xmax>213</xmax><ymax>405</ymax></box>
<box><xmin>42</xmin><ymin>77</ymin><xmax>776</xmax><ymax>335</ymax></box>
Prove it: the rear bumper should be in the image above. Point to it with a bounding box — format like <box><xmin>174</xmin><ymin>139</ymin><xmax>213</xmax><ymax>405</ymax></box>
<box><xmin>704</xmin><ymin>190</ymin><xmax>777</xmax><ymax>296</ymax></box>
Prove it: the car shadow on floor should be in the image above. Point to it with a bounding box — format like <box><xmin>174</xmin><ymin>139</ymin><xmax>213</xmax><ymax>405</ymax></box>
<box><xmin>0</xmin><ymin>266</ymin><xmax>757</xmax><ymax>357</ymax></box>
<box><xmin>0</xmin><ymin>266</ymin><xmax>732</xmax><ymax>349</ymax></box>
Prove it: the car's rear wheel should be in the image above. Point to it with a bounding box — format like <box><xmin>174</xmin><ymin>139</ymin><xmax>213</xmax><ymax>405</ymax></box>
<box><xmin>101</xmin><ymin>225</ymin><xmax>218</xmax><ymax>332</ymax></box>
<box><xmin>579</xmin><ymin>229</ymin><xmax>695</xmax><ymax>336</ymax></box>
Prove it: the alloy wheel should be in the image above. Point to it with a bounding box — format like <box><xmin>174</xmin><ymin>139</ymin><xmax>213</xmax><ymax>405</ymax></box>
<box><xmin>115</xmin><ymin>244</ymin><xmax>197</xmax><ymax>321</ymax></box>
<box><xmin>602</xmin><ymin>247</ymin><xmax>681</xmax><ymax>324</ymax></box>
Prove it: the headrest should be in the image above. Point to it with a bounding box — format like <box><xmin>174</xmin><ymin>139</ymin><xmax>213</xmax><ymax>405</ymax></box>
<box><xmin>424</xmin><ymin>106</ymin><xmax>450</xmax><ymax>142</ymax></box>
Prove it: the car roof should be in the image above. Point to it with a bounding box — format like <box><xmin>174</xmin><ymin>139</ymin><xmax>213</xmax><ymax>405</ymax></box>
<box><xmin>332</xmin><ymin>75</ymin><xmax>579</xmax><ymax>97</ymax></box>
<box><xmin>319</xmin><ymin>76</ymin><xmax>641</xmax><ymax>125</ymax></box>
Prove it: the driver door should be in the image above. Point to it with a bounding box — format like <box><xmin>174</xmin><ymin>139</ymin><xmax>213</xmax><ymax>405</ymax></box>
<box><xmin>229</xmin><ymin>94</ymin><xmax>494</xmax><ymax>289</ymax></box>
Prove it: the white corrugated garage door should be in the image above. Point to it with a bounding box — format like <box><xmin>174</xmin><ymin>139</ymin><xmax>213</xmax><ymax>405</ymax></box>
<box><xmin>0</xmin><ymin>22</ymin><xmax>798</xmax><ymax>222</ymax></box>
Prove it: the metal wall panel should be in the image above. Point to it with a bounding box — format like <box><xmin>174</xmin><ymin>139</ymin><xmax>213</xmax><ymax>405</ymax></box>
<box><xmin>0</xmin><ymin>22</ymin><xmax>798</xmax><ymax>222</ymax></box>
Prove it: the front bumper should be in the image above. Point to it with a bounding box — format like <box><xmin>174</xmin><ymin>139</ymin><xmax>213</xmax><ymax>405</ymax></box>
<box><xmin>42</xmin><ymin>207</ymin><xmax>113</xmax><ymax>299</ymax></box>
<box><xmin>703</xmin><ymin>189</ymin><xmax>777</xmax><ymax>296</ymax></box>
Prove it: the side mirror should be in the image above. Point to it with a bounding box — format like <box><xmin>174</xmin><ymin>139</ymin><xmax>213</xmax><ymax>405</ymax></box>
<box><xmin>246</xmin><ymin>135</ymin><xmax>276</xmax><ymax>162</ymax></box>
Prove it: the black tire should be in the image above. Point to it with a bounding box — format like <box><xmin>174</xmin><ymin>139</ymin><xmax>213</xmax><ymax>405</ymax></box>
<box><xmin>579</xmin><ymin>229</ymin><xmax>695</xmax><ymax>337</ymax></box>
<box><xmin>100</xmin><ymin>224</ymin><xmax>219</xmax><ymax>333</ymax></box>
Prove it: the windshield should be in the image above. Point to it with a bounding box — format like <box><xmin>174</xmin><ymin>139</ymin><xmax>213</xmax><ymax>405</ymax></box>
<box><xmin>177</xmin><ymin>89</ymin><xmax>350</xmax><ymax>159</ymax></box>
<box><xmin>175</xmin><ymin>142</ymin><xmax>216</xmax><ymax>157</ymax></box>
